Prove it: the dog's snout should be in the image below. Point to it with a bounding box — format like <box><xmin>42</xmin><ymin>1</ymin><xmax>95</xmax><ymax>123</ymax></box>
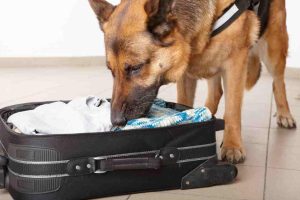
<box><xmin>111</xmin><ymin>102</ymin><xmax>127</xmax><ymax>126</ymax></box>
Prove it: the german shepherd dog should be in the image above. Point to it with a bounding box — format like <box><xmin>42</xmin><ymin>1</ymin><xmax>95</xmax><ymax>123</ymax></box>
<box><xmin>89</xmin><ymin>0</ymin><xmax>296</xmax><ymax>163</ymax></box>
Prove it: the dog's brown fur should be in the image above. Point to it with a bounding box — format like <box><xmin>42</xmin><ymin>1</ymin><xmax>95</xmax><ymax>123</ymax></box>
<box><xmin>89</xmin><ymin>0</ymin><xmax>296</xmax><ymax>163</ymax></box>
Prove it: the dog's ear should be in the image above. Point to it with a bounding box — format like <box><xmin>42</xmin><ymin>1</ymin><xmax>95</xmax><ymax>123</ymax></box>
<box><xmin>145</xmin><ymin>0</ymin><xmax>177</xmax><ymax>42</ymax></box>
<box><xmin>89</xmin><ymin>0</ymin><xmax>115</xmax><ymax>29</ymax></box>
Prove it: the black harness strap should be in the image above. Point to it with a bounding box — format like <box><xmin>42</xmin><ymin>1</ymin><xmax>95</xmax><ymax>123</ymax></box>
<box><xmin>255</xmin><ymin>0</ymin><xmax>271</xmax><ymax>36</ymax></box>
<box><xmin>211</xmin><ymin>0</ymin><xmax>271</xmax><ymax>37</ymax></box>
<box><xmin>212</xmin><ymin>0</ymin><xmax>252</xmax><ymax>37</ymax></box>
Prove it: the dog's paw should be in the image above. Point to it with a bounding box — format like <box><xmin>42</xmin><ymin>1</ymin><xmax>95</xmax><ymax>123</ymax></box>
<box><xmin>275</xmin><ymin>113</ymin><xmax>297</xmax><ymax>129</ymax></box>
<box><xmin>221</xmin><ymin>147</ymin><xmax>246</xmax><ymax>164</ymax></box>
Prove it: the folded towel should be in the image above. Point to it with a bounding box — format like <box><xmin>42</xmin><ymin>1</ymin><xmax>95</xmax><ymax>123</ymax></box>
<box><xmin>8</xmin><ymin>97</ymin><xmax>212</xmax><ymax>135</ymax></box>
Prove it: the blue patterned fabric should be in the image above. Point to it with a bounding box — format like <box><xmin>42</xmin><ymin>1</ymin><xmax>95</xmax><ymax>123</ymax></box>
<box><xmin>146</xmin><ymin>99</ymin><xmax>179</xmax><ymax>118</ymax></box>
<box><xmin>116</xmin><ymin>99</ymin><xmax>212</xmax><ymax>130</ymax></box>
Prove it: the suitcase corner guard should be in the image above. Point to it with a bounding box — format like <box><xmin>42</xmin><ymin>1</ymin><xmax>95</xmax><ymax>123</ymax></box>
<box><xmin>181</xmin><ymin>157</ymin><xmax>238</xmax><ymax>189</ymax></box>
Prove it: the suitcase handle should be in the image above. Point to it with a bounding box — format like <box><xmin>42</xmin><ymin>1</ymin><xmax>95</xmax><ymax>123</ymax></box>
<box><xmin>97</xmin><ymin>157</ymin><xmax>161</xmax><ymax>172</ymax></box>
<box><xmin>94</xmin><ymin>147</ymin><xmax>182</xmax><ymax>172</ymax></box>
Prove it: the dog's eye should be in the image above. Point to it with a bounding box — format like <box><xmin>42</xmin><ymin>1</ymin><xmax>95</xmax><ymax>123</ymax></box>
<box><xmin>125</xmin><ymin>59</ymin><xmax>150</xmax><ymax>76</ymax></box>
<box><xmin>125</xmin><ymin>63</ymin><xmax>144</xmax><ymax>76</ymax></box>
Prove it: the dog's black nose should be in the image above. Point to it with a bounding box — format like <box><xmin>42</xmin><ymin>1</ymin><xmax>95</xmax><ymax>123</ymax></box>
<box><xmin>111</xmin><ymin>115</ymin><xmax>127</xmax><ymax>126</ymax></box>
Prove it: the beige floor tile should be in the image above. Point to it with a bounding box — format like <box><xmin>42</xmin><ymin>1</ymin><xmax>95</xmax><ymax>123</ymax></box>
<box><xmin>0</xmin><ymin>190</ymin><xmax>12</xmax><ymax>200</ymax></box>
<box><xmin>0</xmin><ymin>66</ymin><xmax>113</xmax><ymax>107</ymax></box>
<box><xmin>0</xmin><ymin>88</ymin><xmax>113</xmax><ymax>108</ymax></box>
<box><xmin>268</xmin><ymin>128</ymin><xmax>300</xmax><ymax>170</ymax></box>
<box><xmin>241</xmin><ymin>127</ymin><xmax>269</xmax><ymax>145</ymax></box>
<box><xmin>269</xmin><ymin>128</ymin><xmax>300</xmax><ymax>146</ymax></box>
<box><xmin>216</xmin><ymin>127</ymin><xmax>269</xmax><ymax>145</ymax></box>
<box><xmin>243</xmin><ymin>78</ymin><xmax>273</xmax><ymax>105</ymax></box>
<box><xmin>214</xmin><ymin>103</ymin><xmax>272</xmax><ymax>129</ymax></box>
<box><xmin>243</xmin><ymin>91</ymin><xmax>272</xmax><ymax>105</ymax></box>
<box><xmin>93</xmin><ymin>195</ymin><xmax>129</xmax><ymax>200</ymax></box>
<box><xmin>268</xmin><ymin>143</ymin><xmax>300</xmax><ymax>171</ymax></box>
<box><xmin>241</xmin><ymin>103</ymin><xmax>272</xmax><ymax>128</ymax></box>
<box><xmin>130</xmin><ymin>192</ymin><xmax>225</xmax><ymax>200</ymax></box>
<box><xmin>265</xmin><ymin>168</ymin><xmax>300</xmax><ymax>200</ymax></box>
<box><xmin>1</xmin><ymin>80</ymin><xmax>112</xmax><ymax>108</ymax></box>
<box><xmin>1</xmin><ymin>79</ymin><xmax>62</xmax><ymax>104</ymax></box>
<box><xmin>168</xmin><ymin>166</ymin><xmax>265</xmax><ymax>200</ymax></box>
<box><xmin>215</xmin><ymin>140</ymin><xmax>267</xmax><ymax>167</ymax></box>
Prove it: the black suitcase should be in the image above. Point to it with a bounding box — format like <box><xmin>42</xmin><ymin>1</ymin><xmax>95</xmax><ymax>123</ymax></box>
<box><xmin>0</xmin><ymin>101</ymin><xmax>237</xmax><ymax>200</ymax></box>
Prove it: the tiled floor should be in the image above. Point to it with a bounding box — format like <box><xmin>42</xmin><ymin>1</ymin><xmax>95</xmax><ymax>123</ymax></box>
<box><xmin>0</xmin><ymin>65</ymin><xmax>299</xmax><ymax>200</ymax></box>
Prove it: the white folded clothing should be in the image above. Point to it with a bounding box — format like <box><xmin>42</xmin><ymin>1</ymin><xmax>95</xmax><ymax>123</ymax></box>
<box><xmin>7</xmin><ymin>96</ymin><xmax>112</xmax><ymax>135</ymax></box>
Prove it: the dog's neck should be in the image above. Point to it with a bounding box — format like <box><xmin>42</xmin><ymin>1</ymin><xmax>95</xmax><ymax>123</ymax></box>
<box><xmin>174</xmin><ymin>0</ymin><xmax>235</xmax><ymax>54</ymax></box>
<box><xmin>174</xmin><ymin>0</ymin><xmax>217</xmax><ymax>39</ymax></box>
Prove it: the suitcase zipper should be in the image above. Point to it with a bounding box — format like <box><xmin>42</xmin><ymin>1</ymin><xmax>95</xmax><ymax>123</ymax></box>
<box><xmin>7</xmin><ymin>142</ymin><xmax>216</xmax><ymax>165</ymax></box>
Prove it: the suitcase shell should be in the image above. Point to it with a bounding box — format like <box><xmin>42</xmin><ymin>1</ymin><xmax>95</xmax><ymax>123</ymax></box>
<box><xmin>0</xmin><ymin>101</ymin><xmax>236</xmax><ymax>200</ymax></box>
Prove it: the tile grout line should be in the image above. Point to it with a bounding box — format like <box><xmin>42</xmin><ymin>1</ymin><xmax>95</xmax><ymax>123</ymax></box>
<box><xmin>165</xmin><ymin>191</ymin><xmax>246</xmax><ymax>200</ymax></box>
<box><xmin>268</xmin><ymin>166</ymin><xmax>300</xmax><ymax>172</ymax></box>
<box><xmin>263</xmin><ymin>90</ymin><xmax>274</xmax><ymax>200</ymax></box>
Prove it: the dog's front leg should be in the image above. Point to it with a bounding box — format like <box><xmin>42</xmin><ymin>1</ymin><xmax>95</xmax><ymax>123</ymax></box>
<box><xmin>177</xmin><ymin>73</ymin><xmax>197</xmax><ymax>107</ymax></box>
<box><xmin>205</xmin><ymin>75</ymin><xmax>223</xmax><ymax>115</ymax></box>
<box><xmin>221</xmin><ymin>49</ymin><xmax>248</xmax><ymax>164</ymax></box>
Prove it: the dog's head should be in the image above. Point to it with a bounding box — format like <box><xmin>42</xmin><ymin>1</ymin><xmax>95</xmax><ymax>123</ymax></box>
<box><xmin>89</xmin><ymin>0</ymin><xmax>190</xmax><ymax>125</ymax></box>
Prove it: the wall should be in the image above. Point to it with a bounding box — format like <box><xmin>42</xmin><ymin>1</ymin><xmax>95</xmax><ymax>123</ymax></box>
<box><xmin>0</xmin><ymin>0</ymin><xmax>118</xmax><ymax>57</ymax></box>
<box><xmin>0</xmin><ymin>0</ymin><xmax>299</xmax><ymax>68</ymax></box>
<box><xmin>286</xmin><ymin>1</ymin><xmax>300</xmax><ymax>68</ymax></box>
